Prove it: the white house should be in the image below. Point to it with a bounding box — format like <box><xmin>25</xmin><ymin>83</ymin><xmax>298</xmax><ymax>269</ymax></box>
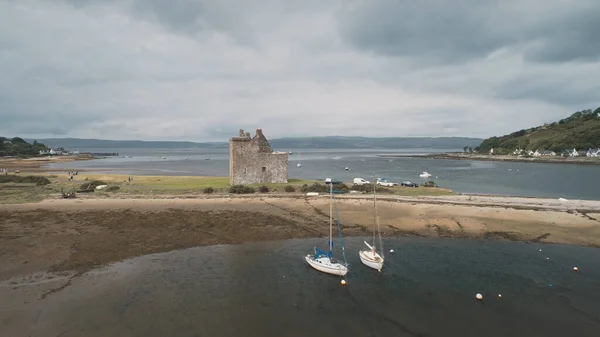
<box><xmin>513</xmin><ymin>148</ymin><xmax>523</xmax><ymax>155</ymax></box>
<box><xmin>541</xmin><ymin>150</ymin><xmax>556</xmax><ymax>156</ymax></box>
<box><xmin>587</xmin><ymin>148</ymin><xmax>600</xmax><ymax>157</ymax></box>
<box><xmin>534</xmin><ymin>149</ymin><xmax>555</xmax><ymax>156</ymax></box>
<box><xmin>569</xmin><ymin>148</ymin><xmax>579</xmax><ymax>157</ymax></box>
<box><xmin>489</xmin><ymin>148</ymin><xmax>494</xmax><ymax>155</ymax></box>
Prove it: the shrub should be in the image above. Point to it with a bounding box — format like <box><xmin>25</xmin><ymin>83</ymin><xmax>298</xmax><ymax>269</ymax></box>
<box><xmin>423</xmin><ymin>180</ymin><xmax>437</xmax><ymax>188</ymax></box>
<box><xmin>229</xmin><ymin>184</ymin><xmax>255</xmax><ymax>194</ymax></box>
<box><xmin>350</xmin><ymin>183</ymin><xmax>390</xmax><ymax>194</ymax></box>
<box><xmin>0</xmin><ymin>175</ymin><xmax>50</xmax><ymax>185</ymax></box>
<box><xmin>284</xmin><ymin>185</ymin><xmax>295</xmax><ymax>192</ymax></box>
<box><xmin>351</xmin><ymin>183</ymin><xmax>374</xmax><ymax>193</ymax></box>
<box><xmin>105</xmin><ymin>185</ymin><xmax>120</xmax><ymax>192</ymax></box>
<box><xmin>333</xmin><ymin>183</ymin><xmax>350</xmax><ymax>193</ymax></box>
<box><xmin>203</xmin><ymin>187</ymin><xmax>214</xmax><ymax>194</ymax></box>
<box><xmin>259</xmin><ymin>185</ymin><xmax>270</xmax><ymax>193</ymax></box>
<box><xmin>304</xmin><ymin>182</ymin><xmax>328</xmax><ymax>192</ymax></box>
<box><xmin>301</xmin><ymin>182</ymin><xmax>350</xmax><ymax>193</ymax></box>
<box><xmin>80</xmin><ymin>180</ymin><xmax>106</xmax><ymax>190</ymax></box>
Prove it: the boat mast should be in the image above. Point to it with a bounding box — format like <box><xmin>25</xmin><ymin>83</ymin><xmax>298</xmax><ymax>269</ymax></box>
<box><xmin>374</xmin><ymin>176</ymin><xmax>384</xmax><ymax>259</ymax></box>
<box><xmin>372</xmin><ymin>174</ymin><xmax>377</xmax><ymax>248</ymax></box>
<box><xmin>329</xmin><ymin>181</ymin><xmax>333</xmax><ymax>252</ymax></box>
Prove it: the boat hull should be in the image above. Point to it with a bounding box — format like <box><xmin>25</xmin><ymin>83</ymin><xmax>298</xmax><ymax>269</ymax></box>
<box><xmin>305</xmin><ymin>255</ymin><xmax>348</xmax><ymax>276</ymax></box>
<box><xmin>359</xmin><ymin>250</ymin><xmax>384</xmax><ymax>271</ymax></box>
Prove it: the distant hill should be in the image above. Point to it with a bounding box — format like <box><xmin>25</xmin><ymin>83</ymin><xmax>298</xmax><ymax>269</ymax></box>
<box><xmin>269</xmin><ymin>136</ymin><xmax>483</xmax><ymax>149</ymax></box>
<box><xmin>29</xmin><ymin>136</ymin><xmax>483</xmax><ymax>150</ymax></box>
<box><xmin>29</xmin><ymin>138</ymin><xmax>222</xmax><ymax>149</ymax></box>
<box><xmin>478</xmin><ymin>107</ymin><xmax>600</xmax><ymax>153</ymax></box>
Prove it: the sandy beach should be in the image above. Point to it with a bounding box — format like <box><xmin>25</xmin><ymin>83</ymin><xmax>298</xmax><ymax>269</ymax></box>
<box><xmin>2</xmin><ymin>194</ymin><xmax>599</xmax><ymax>282</ymax></box>
<box><xmin>0</xmin><ymin>155</ymin><xmax>92</xmax><ymax>172</ymax></box>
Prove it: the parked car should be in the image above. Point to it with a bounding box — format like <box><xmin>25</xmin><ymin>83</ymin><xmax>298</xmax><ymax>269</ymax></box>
<box><xmin>376</xmin><ymin>178</ymin><xmax>396</xmax><ymax>187</ymax></box>
<box><xmin>353</xmin><ymin>177</ymin><xmax>370</xmax><ymax>185</ymax></box>
<box><xmin>324</xmin><ymin>178</ymin><xmax>344</xmax><ymax>185</ymax></box>
<box><xmin>401</xmin><ymin>180</ymin><xmax>419</xmax><ymax>187</ymax></box>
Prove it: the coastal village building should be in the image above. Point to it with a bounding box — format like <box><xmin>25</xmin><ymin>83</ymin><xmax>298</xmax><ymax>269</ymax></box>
<box><xmin>587</xmin><ymin>148</ymin><xmax>600</xmax><ymax>157</ymax></box>
<box><xmin>533</xmin><ymin>149</ymin><xmax>556</xmax><ymax>156</ymax></box>
<box><xmin>229</xmin><ymin>128</ymin><xmax>288</xmax><ymax>185</ymax></box>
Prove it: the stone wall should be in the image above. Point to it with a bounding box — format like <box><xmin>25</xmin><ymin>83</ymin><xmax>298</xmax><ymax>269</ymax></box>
<box><xmin>229</xmin><ymin>129</ymin><xmax>288</xmax><ymax>185</ymax></box>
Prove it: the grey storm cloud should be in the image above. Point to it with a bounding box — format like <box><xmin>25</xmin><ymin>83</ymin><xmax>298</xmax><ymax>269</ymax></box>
<box><xmin>337</xmin><ymin>0</ymin><xmax>600</xmax><ymax>64</ymax></box>
<box><xmin>0</xmin><ymin>0</ymin><xmax>599</xmax><ymax>141</ymax></box>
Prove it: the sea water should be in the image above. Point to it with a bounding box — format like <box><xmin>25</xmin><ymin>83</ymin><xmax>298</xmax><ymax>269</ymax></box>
<box><xmin>47</xmin><ymin>148</ymin><xmax>600</xmax><ymax>200</ymax></box>
<box><xmin>5</xmin><ymin>237</ymin><xmax>600</xmax><ymax>337</ymax></box>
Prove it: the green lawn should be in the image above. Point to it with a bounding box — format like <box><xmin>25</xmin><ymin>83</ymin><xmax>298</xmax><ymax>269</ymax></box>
<box><xmin>1</xmin><ymin>173</ymin><xmax>455</xmax><ymax>201</ymax></box>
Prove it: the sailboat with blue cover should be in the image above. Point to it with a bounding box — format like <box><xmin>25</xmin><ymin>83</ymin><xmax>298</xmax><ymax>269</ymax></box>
<box><xmin>305</xmin><ymin>182</ymin><xmax>348</xmax><ymax>276</ymax></box>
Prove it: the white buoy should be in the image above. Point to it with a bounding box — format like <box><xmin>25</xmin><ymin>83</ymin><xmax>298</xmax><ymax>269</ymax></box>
<box><xmin>390</xmin><ymin>249</ymin><xmax>395</xmax><ymax>253</ymax></box>
<box><xmin>341</xmin><ymin>279</ymin><xmax>347</xmax><ymax>285</ymax></box>
<box><xmin>476</xmin><ymin>293</ymin><xmax>483</xmax><ymax>300</ymax></box>
<box><xmin>539</xmin><ymin>249</ymin><xmax>542</xmax><ymax>252</ymax></box>
<box><xmin>573</xmin><ymin>266</ymin><xmax>579</xmax><ymax>272</ymax></box>
<box><xmin>546</xmin><ymin>257</ymin><xmax>549</xmax><ymax>260</ymax></box>
<box><xmin>498</xmin><ymin>294</ymin><xmax>502</xmax><ymax>299</ymax></box>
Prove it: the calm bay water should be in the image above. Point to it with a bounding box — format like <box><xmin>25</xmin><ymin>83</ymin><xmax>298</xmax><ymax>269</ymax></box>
<box><xmin>11</xmin><ymin>237</ymin><xmax>600</xmax><ymax>337</ymax></box>
<box><xmin>47</xmin><ymin>147</ymin><xmax>600</xmax><ymax>200</ymax></box>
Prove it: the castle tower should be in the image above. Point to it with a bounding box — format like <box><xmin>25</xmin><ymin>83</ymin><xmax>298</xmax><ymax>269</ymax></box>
<box><xmin>229</xmin><ymin>128</ymin><xmax>288</xmax><ymax>185</ymax></box>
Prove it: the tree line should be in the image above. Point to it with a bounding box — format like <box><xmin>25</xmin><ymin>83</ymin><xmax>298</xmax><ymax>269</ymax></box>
<box><xmin>0</xmin><ymin>137</ymin><xmax>49</xmax><ymax>157</ymax></box>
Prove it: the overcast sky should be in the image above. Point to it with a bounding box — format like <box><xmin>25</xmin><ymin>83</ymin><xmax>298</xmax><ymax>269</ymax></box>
<box><xmin>1</xmin><ymin>0</ymin><xmax>599</xmax><ymax>141</ymax></box>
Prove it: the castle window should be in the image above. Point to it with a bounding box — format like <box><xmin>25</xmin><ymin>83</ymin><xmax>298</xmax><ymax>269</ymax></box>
<box><xmin>262</xmin><ymin>167</ymin><xmax>266</xmax><ymax>172</ymax></box>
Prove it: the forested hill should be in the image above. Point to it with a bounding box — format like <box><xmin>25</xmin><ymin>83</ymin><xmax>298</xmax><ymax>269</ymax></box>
<box><xmin>478</xmin><ymin>107</ymin><xmax>600</xmax><ymax>153</ymax></box>
<box><xmin>0</xmin><ymin>137</ymin><xmax>48</xmax><ymax>156</ymax></box>
<box><xmin>29</xmin><ymin>136</ymin><xmax>483</xmax><ymax>150</ymax></box>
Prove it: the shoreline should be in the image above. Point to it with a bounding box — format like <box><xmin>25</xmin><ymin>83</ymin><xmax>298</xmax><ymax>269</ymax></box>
<box><xmin>1</xmin><ymin>195</ymin><xmax>599</xmax><ymax>282</ymax></box>
<box><xmin>378</xmin><ymin>152</ymin><xmax>600</xmax><ymax>165</ymax></box>
<box><xmin>0</xmin><ymin>154</ymin><xmax>93</xmax><ymax>172</ymax></box>
<box><xmin>379</xmin><ymin>152</ymin><xmax>600</xmax><ymax>165</ymax></box>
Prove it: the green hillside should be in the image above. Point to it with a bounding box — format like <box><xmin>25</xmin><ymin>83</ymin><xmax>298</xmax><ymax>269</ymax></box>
<box><xmin>0</xmin><ymin>137</ymin><xmax>49</xmax><ymax>157</ymax></box>
<box><xmin>478</xmin><ymin>107</ymin><xmax>600</xmax><ymax>153</ymax></box>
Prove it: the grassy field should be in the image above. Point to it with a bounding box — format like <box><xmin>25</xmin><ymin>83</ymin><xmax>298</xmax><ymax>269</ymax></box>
<box><xmin>0</xmin><ymin>173</ymin><xmax>455</xmax><ymax>203</ymax></box>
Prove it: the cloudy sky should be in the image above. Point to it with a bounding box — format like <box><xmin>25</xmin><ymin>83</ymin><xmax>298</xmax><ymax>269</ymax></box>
<box><xmin>1</xmin><ymin>0</ymin><xmax>599</xmax><ymax>141</ymax></box>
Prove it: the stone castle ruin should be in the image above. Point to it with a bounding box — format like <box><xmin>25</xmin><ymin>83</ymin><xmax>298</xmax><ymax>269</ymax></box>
<box><xmin>229</xmin><ymin>128</ymin><xmax>288</xmax><ymax>185</ymax></box>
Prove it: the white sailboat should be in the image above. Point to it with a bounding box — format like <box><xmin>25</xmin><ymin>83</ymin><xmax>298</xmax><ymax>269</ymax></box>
<box><xmin>305</xmin><ymin>183</ymin><xmax>348</xmax><ymax>276</ymax></box>
<box><xmin>297</xmin><ymin>152</ymin><xmax>302</xmax><ymax>167</ymax></box>
<box><xmin>359</xmin><ymin>175</ymin><xmax>384</xmax><ymax>272</ymax></box>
